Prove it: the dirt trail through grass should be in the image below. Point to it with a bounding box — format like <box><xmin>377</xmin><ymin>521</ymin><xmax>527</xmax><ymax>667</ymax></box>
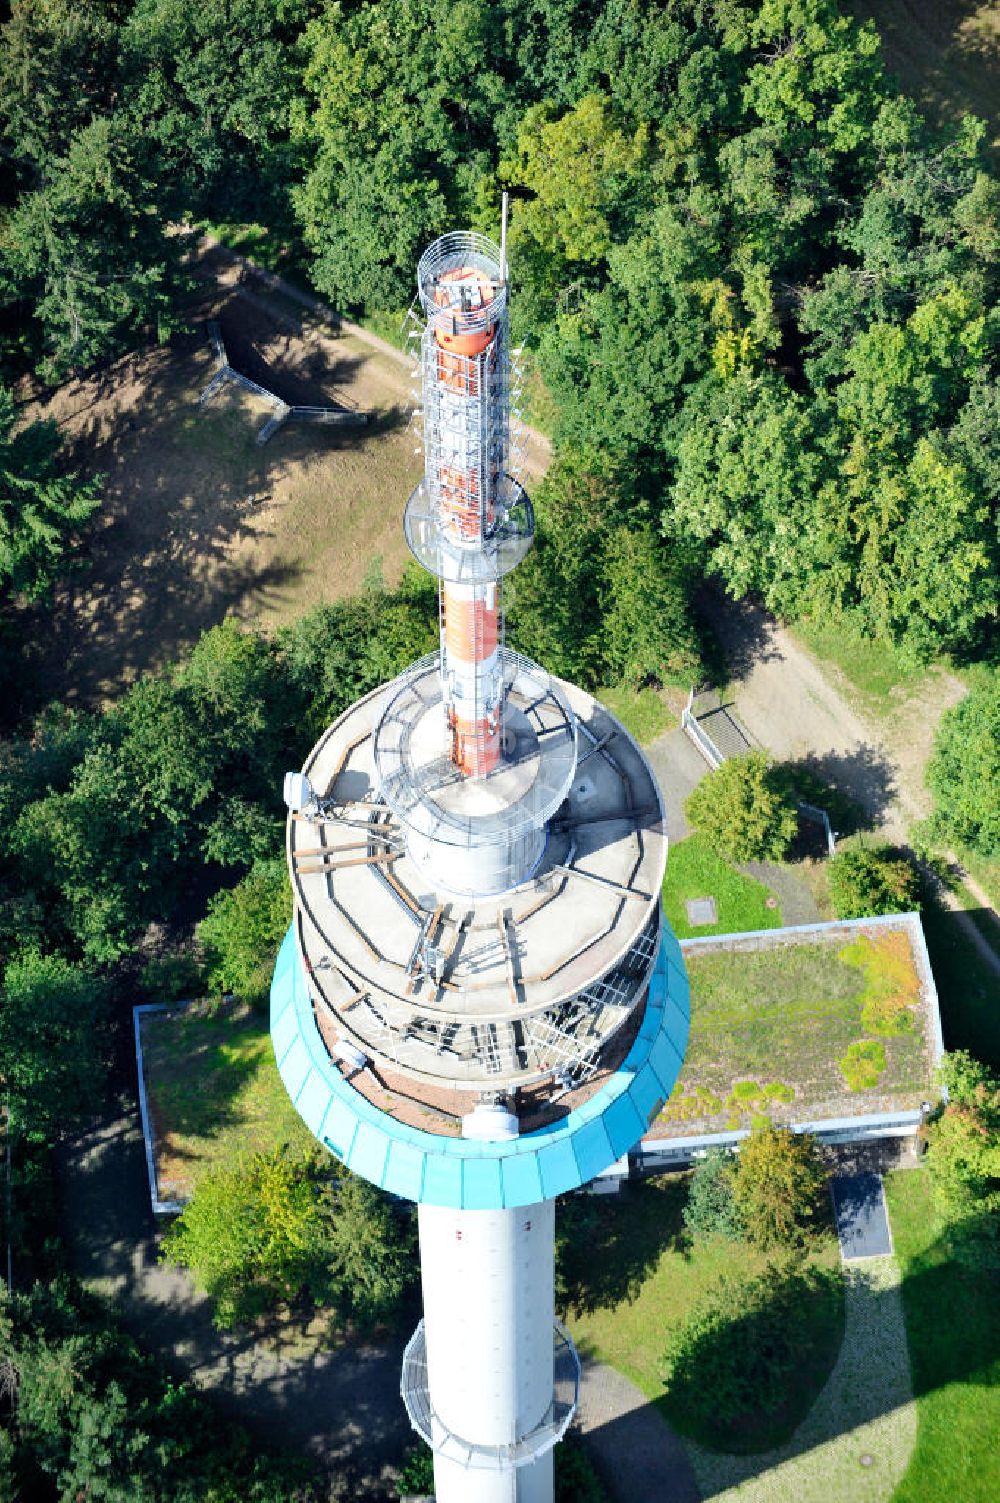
<box><xmin>707</xmin><ymin>597</ymin><xmax>1000</xmax><ymax>978</ymax></box>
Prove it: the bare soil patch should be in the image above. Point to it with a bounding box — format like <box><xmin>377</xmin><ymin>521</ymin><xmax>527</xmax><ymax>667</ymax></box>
<box><xmin>14</xmin><ymin>250</ymin><xmax>428</xmax><ymax>706</ymax></box>
<box><xmin>846</xmin><ymin>1</ymin><xmax>1000</xmax><ymax>161</ymax></box>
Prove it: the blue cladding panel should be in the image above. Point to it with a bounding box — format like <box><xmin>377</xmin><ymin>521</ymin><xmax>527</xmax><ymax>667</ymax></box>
<box><xmin>462</xmin><ymin>1156</ymin><xmax>504</xmax><ymax>1210</ymax></box>
<box><xmin>348</xmin><ymin>1121</ymin><xmax>389</xmax><ymax>1185</ymax></box>
<box><xmin>500</xmin><ymin>1152</ymin><xmax>544</xmax><ymax>1207</ymax></box>
<box><xmin>603</xmin><ymin>1094</ymin><xmax>646</xmax><ymax>1160</ymax></box>
<box><xmin>270</xmin><ymin>1002</ymin><xmax>300</xmax><ymax>1065</ymax></box>
<box><xmin>571</xmin><ymin>1118</ymin><xmax>615</xmax><ymax>1181</ymax></box>
<box><xmin>280</xmin><ymin>1037</ymin><xmax>312</xmax><ymax>1101</ymax></box>
<box><xmin>385</xmin><ymin>1139</ymin><xmax>425</xmax><ymax>1202</ymax></box>
<box><xmin>269</xmin><ymin>919</ymin><xmax>689</xmax><ymax>1210</ymax></box>
<box><xmin>422</xmin><ymin>1153</ymin><xmax>464</xmax><ymax>1206</ymax></box>
<box><xmin>538</xmin><ymin>1138</ymin><xmax>583</xmax><ymax>1199</ymax></box>
<box><xmin>296</xmin><ymin>1069</ymin><xmax>332</xmax><ymax>1137</ymax></box>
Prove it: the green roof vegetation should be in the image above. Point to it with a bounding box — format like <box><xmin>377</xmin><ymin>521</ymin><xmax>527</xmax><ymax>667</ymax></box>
<box><xmin>661</xmin><ymin>834</ymin><xmax>781</xmax><ymax>939</ymax></box>
<box><xmin>657</xmin><ymin>923</ymin><xmax>936</xmax><ymax>1136</ymax></box>
<box><xmin>141</xmin><ymin>999</ymin><xmax>313</xmax><ymax>1204</ymax></box>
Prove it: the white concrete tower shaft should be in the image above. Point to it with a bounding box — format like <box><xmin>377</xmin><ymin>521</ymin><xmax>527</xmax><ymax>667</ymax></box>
<box><xmin>418</xmin><ymin>1200</ymin><xmax>556</xmax><ymax>1503</ymax></box>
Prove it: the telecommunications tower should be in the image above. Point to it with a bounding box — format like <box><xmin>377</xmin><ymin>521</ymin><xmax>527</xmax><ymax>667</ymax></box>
<box><xmin>271</xmin><ymin>221</ymin><xmax>689</xmax><ymax>1503</ymax></box>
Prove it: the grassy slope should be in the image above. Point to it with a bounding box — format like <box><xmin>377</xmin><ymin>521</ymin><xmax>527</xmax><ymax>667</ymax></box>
<box><xmin>886</xmin><ymin>1168</ymin><xmax>1000</xmax><ymax>1503</ymax></box>
<box><xmin>565</xmin><ymin>1177</ymin><xmax>844</xmax><ymax>1454</ymax></box>
<box><xmin>662</xmin><ymin>833</ymin><xmax>781</xmax><ymax>938</ymax></box>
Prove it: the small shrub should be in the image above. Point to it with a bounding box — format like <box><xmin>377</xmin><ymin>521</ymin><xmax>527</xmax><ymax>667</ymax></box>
<box><xmin>197</xmin><ymin>856</ymin><xmax>291</xmax><ymax>1005</ymax></box>
<box><xmin>828</xmin><ymin>846</ymin><xmax>920</xmax><ymax>919</ymax></box>
<box><xmin>396</xmin><ymin>1443</ymin><xmax>434</xmax><ymax>1496</ymax></box>
<box><xmin>556</xmin><ymin>1434</ymin><xmax>607</xmax><ymax>1502</ymax></box>
<box><xmin>730</xmin><ymin>1124</ymin><xmax>828</xmax><ymax>1249</ymax></box>
<box><xmin>684</xmin><ymin>752</ymin><xmax>799</xmax><ymax>863</ymax></box>
<box><xmin>732</xmin><ymin>1080</ymin><xmax>762</xmax><ymax>1102</ymax></box>
<box><xmin>839</xmin><ymin>1039</ymin><xmax>887</xmax><ymax>1091</ymax></box>
<box><xmin>683</xmin><ymin>1149</ymin><xmax>743</xmax><ymax>1243</ymax></box>
<box><xmin>764</xmin><ymin>1081</ymin><xmax>795</xmax><ymax>1104</ymax></box>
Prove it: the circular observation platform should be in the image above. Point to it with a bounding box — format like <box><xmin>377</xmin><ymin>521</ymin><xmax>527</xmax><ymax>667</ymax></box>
<box><xmin>282</xmin><ymin>670</ymin><xmax>670</xmax><ymax>1099</ymax></box>
<box><xmin>270</xmin><ymin>923</ymin><xmax>690</xmax><ymax>1209</ymax></box>
<box><xmin>417</xmin><ymin>231</ymin><xmax>507</xmax><ymax>336</ymax></box>
<box><xmin>373</xmin><ymin>649</ymin><xmax>575</xmax><ymax>894</ymax></box>
<box><xmin>404</xmin><ymin>478</ymin><xmax>535</xmax><ymax>583</ymax></box>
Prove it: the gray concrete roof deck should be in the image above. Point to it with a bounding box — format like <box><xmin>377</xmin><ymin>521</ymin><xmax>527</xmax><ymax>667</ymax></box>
<box><xmin>289</xmin><ymin>677</ymin><xmax>667</xmax><ymax>1092</ymax></box>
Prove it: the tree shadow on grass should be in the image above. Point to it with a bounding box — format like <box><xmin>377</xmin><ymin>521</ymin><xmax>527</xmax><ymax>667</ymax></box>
<box><xmin>557</xmin><ymin>1178</ymin><xmax>686</xmax><ymax>1316</ymax></box>
<box><xmin>591</xmin><ymin>1217</ymin><xmax>1000</xmax><ymax>1500</ymax></box>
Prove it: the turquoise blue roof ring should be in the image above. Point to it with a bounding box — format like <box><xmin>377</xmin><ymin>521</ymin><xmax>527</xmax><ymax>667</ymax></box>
<box><xmin>270</xmin><ymin>918</ymin><xmax>688</xmax><ymax>1209</ymax></box>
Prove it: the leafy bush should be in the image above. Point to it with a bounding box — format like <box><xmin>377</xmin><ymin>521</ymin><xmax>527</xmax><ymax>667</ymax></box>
<box><xmin>161</xmin><ymin>1150</ymin><xmax>416</xmax><ymax>1330</ymax></box>
<box><xmin>730</xmin><ymin>1125</ymin><xmax>828</xmax><ymax>1250</ymax></box>
<box><xmin>556</xmin><ymin>1434</ymin><xmax>606</xmax><ymax>1502</ymax></box>
<box><xmin>828</xmin><ymin>845</ymin><xmax>920</xmax><ymax>919</ymax></box>
<box><xmin>925</xmin><ymin>1051</ymin><xmax>1000</xmax><ymax>1268</ymax></box>
<box><xmin>839</xmin><ymin>1039</ymin><xmax>887</xmax><ymax>1091</ymax></box>
<box><xmin>197</xmin><ymin>858</ymin><xmax>291</xmax><ymax>1005</ymax></box>
<box><xmin>661</xmin><ymin>1265</ymin><xmax>842</xmax><ymax>1450</ymax></box>
<box><xmin>927</xmin><ymin>675</ymin><xmax>1000</xmax><ymax>856</ymax></box>
<box><xmin>160</xmin><ymin>1147</ymin><xmax>336</xmax><ymax>1329</ymax></box>
<box><xmin>683</xmin><ymin>1149</ymin><xmax>743</xmax><ymax>1243</ymax></box>
<box><xmin>684</xmin><ymin>753</ymin><xmax>798</xmax><ymax>864</ymax></box>
<box><xmin>396</xmin><ymin>1443</ymin><xmax>435</xmax><ymax>1496</ymax></box>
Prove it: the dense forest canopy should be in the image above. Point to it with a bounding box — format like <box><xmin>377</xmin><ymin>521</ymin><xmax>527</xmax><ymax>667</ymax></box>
<box><xmin>0</xmin><ymin>0</ymin><xmax>998</xmax><ymax>663</ymax></box>
<box><xmin>2</xmin><ymin>5</ymin><xmax>1000</xmax><ymax>1493</ymax></box>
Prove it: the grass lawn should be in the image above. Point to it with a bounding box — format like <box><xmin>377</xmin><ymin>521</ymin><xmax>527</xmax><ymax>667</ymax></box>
<box><xmin>141</xmin><ymin>999</ymin><xmax>314</xmax><ymax>1202</ymax></box>
<box><xmin>564</xmin><ymin>1177</ymin><xmax>844</xmax><ymax>1454</ymax></box>
<box><xmin>659</xmin><ymin>923</ymin><xmax>937</xmax><ymax>1136</ymax></box>
<box><xmin>955</xmin><ymin>843</ymin><xmax>1000</xmax><ymax>913</ymax></box>
<box><xmin>793</xmin><ymin>612</ymin><xmax>933</xmax><ymax>708</ymax></box>
<box><xmin>886</xmin><ymin>1168</ymin><xmax>1000</xmax><ymax>1503</ymax></box>
<box><xmin>597</xmin><ymin>683</ymin><xmax>675</xmax><ymax>746</ymax></box>
<box><xmin>663</xmin><ymin>834</ymin><xmax>781</xmax><ymax>938</ymax></box>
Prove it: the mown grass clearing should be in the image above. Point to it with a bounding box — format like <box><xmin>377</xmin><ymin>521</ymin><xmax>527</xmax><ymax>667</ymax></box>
<box><xmin>564</xmin><ymin>1177</ymin><xmax>844</xmax><ymax>1455</ymax></box>
<box><xmin>596</xmin><ymin>683</ymin><xmax>675</xmax><ymax>745</ymax></box>
<box><xmin>793</xmin><ymin>611</ymin><xmax>936</xmax><ymax>709</ymax></box>
<box><xmin>885</xmin><ymin>1167</ymin><xmax>1000</xmax><ymax>1503</ymax></box>
<box><xmin>658</xmin><ymin>924</ymin><xmax>937</xmax><ymax>1137</ymax></box>
<box><xmin>141</xmin><ymin>999</ymin><xmax>313</xmax><ymax>1203</ymax></box>
<box><xmin>662</xmin><ymin>834</ymin><xmax>780</xmax><ymax>939</ymax></box>
<box><xmin>13</xmin><ymin>250</ymin><xmax>421</xmax><ymax>708</ymax></box>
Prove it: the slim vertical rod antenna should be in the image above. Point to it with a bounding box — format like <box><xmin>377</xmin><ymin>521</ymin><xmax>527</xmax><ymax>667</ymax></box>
<box><xmin>500</xmin><ymin>191</ymin><xmax>509</xmax><ymax>284</ymax></box>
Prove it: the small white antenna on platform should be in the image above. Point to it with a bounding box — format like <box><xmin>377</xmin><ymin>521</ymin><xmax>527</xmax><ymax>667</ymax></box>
<box><xmin>501</xmin><ymin>191</ymin><xmax>509</xmax><ymax>284</ymax></box>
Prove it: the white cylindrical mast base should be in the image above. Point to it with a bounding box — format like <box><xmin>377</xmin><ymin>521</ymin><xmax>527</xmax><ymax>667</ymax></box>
<box><xmin>415</xmin><ymin>1199</ymin><xmax>563</xmax><ymax>1503</ymax></box>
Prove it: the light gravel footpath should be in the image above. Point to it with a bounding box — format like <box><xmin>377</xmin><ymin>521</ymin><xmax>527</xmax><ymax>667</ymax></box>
<box><xmin>686</xmin><ymin>1258</ymin><xmax>916</xmax><ymax>1503</ymax></box>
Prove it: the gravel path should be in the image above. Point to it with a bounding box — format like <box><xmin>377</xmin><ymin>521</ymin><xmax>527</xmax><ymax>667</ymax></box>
<box><xmin>577</xmin><ymin>1361</ymin><xmax>701</xmax><ymax>1503</ymax></box>
<box><xmin>686</xmin><ymin>1258</ymin><xmax>916</xmax><ymax>1503</ymax></box>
